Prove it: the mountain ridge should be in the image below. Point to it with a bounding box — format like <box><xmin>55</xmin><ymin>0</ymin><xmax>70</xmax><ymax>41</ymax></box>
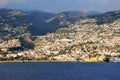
<box><xmin>0</xmin><ymin>8</ymin><xmax>120</xmax><ymax>38</ymax></box>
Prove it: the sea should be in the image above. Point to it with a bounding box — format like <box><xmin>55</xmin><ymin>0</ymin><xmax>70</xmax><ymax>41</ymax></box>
<box><xmin>0</xmin><ymin>62</ymin><xmax>120</xmax><ymax>80</ymax></box>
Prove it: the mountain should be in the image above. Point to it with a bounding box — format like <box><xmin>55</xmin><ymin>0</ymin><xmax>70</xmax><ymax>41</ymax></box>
<box><xmin>86</xmin><ymin>11</ymin><xmax>101</xmax><ymax>16</ymax></box>
<box><xmin>0</xmin><ymin>8</ymin><xmax>120</xmax><ymax>38</ymax></box>
<box><xmin>28</xmin><ymin>11</ymin><xmax>55</xmax><ymax>22</ymax></box>
<box><xmin>95</xmin><ymin>10</ymin><xmax>120</xmax><ymax>24</ymax></box>
<box><xmin>0</xmin><ymin>9</ymin><xmax>120</xmax><ymax>59</ymax></box>
<box><xmin>0</xmin><ymin>8</ymin><xmax>33</xmax><ymax>39</ymax></box>
<box><xmin>27</xmin><ymin>11</ymin><xmax>87</xmax><ymax>35</ymax></box>
<box><xmin>46</xmin><ymin>11</ymin><xmax>86</xmax><ymax>24</ymax></box>
<box><xmin>0</xmin><ymin>9</ymin><xmax>36</xmax><ymax>50</ymax></box>
<box><xmin>44</xmin><ymin>11</ymin><xmax>86</xmax><ymax>32</ymax></box>
<box><xmin>27</xmin><ymin>11</ymin><xmax>55</xmax><ymax>35</ymax></box>
<box><xmin>0</xmin><ymin>9</ymin><xmax>56</xmax><ymax>36</ymax></box>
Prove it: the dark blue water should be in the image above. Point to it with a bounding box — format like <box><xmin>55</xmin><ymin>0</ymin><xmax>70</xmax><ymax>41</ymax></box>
<box><xmin>0</xmin><ymin>62</ymin><xmax>120</xmax><ymax>80</ymax></box>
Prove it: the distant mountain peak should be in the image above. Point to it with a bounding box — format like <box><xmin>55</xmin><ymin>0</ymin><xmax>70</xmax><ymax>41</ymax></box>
<box><xmin>86</xmin><ymin>11</ymin><xmax>101</xmax><ymax>16</ymax></box>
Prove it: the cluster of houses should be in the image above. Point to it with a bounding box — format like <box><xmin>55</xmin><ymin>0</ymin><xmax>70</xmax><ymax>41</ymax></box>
<box><xmin>33</xmin><ymin>19</ymin><xmax>120</xmax><ymax>62</ymax></box>
<box><xmin>0</xmin><ymin>19</ymin><xmax>120</xmax><ymax>62</ymax></box>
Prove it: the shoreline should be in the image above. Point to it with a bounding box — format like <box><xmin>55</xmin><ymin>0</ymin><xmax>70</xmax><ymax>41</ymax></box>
<box><xmin>0</xmin><ymin>60</ymin><xmax>82</xmax><ymax>63</ymax></box>
<box><xmin>0</xmin><ymin>60</ymin><xmax>107</xmax><ymax>63</ymax></box>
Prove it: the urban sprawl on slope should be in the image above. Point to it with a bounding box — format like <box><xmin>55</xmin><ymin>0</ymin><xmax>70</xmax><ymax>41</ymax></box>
<box><xmin>0</xmin><ymin>18</ymin><xmax>120</xmax><ymax>62</ymax></box>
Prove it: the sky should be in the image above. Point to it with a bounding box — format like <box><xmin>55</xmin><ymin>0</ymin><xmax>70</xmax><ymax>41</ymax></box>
<box><xmin>0</xmin><ymin>0</ymin><xmax>120</xmax><ymax>13</ymax></box>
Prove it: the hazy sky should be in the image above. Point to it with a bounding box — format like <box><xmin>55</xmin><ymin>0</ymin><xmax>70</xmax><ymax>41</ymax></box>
<box><xmin>0</xmin><ymin>0</ymin><xmax>120</xmax><ymax>13</ymax></box>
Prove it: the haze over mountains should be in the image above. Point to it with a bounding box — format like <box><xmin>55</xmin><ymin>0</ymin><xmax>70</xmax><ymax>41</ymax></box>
<box><xmin>0</xmin><ymin>8</ymin><xmax>101</xmax><ymax>37</ymax></box>
<box><xmin>0</xmin><ymin>8</ymin><xmax>120</xmax><ymax>38</ymax></box>
<box><xmin>0</xmin><ymin>8</ymin><xmax>119</xmax><ymax>39</ymax></box>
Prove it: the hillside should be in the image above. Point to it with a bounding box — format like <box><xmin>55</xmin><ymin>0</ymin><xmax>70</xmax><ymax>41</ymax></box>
<box><xmin>34</xmin><ymin>18</ymin><xmax>120</xmax><ymax>61</ymax></box>
<box><xmin>0</xmin><ymin>9</ymin><xmax>120</xmax><ymax>38</ymax></box>
<box><xmin>45</xmin><ymin>11</ymin><xmax>86</xmax><ymax>31</ymax></box>
<box><xmin>0</xmin><ymin>9</ymin><xmax>35</xmax><ymax>51</ymax></box>
<box><xmin>91</xmin><ymin>10</ymin><xmax>120</xmax><ymax>24</ymax></box>
<box><xmin>0</xmin><ymin>9</ymin><xmax>120</xmax><ymax>59</ymax></box>
<box><xmin>28</xmin><ymin>11</ymin><xmax>55</xmax><ymax>35</ymax></box>
<box><xmin>0</xmin><ymin>9</ymin><xmax>33</xmax><ymax>39</ymax></box>
<box><xmin>0</xmin><ymin>9</ymin><xmax>55</xmax><ymax>37</ymax></box>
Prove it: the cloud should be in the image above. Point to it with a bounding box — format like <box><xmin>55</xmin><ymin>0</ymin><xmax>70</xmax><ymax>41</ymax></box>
<box><xmin>0</xmin><ymin>0</ymin><xmax>27</xmax><ymax>8</ymax></box>
<box><xmin>0</xmin><ymin>1</ymin><xmax>7</xmax><ymax>8</ymax></box>
<box><xmin>0</xmin><ymin>0</ymin><xmax>120</xmax><ymax>12</ymax></box>
<box><xmin>83</xmin><ymin>0</ymin><xmax>120</xmax><ymax>12</ymax></box>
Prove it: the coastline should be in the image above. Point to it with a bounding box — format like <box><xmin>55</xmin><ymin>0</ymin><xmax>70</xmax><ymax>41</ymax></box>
<box><xmin>0</xmin><ymin>60</ymin><xmax>86</xmax><ymax>63</ymax></box>
<box><xmin>0</xmin><ymin>60</ymin><xmax>105</xmax><ymax>63</ymax></box>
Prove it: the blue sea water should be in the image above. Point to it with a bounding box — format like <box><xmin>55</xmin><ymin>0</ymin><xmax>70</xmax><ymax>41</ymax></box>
<box><xmin>0</xmin><ymin>62</ymin><xmax>120</xmax><ymax>80</ymax></box>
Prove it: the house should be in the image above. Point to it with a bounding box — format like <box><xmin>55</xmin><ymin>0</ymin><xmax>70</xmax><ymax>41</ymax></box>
<box><xmin>0</xmin><ymin>48</ymin><xmax>8</xmax><ymax>52</ymax></box>
<box><xmin>6</xmin><ymin>54</ymin><xmax>17</xmax><ymax>58</ymax></box>
<box><xmin>0</xmin><ymin>54</ymin><xmax>4</xmax><ymax>58</ymax></box>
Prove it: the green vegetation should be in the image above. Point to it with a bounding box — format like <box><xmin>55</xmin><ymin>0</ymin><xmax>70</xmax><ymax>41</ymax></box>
<box><xmin>96</xmin><ymin>11</ymin><xmax>120</xmax><ymax>25</ymax></box>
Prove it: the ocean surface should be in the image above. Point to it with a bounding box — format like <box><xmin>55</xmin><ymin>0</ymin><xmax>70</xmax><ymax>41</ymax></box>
<box><xmin>0</xmin><ymin>62</ymin><xmax>120</xmax><ymax>80</ymax></box>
